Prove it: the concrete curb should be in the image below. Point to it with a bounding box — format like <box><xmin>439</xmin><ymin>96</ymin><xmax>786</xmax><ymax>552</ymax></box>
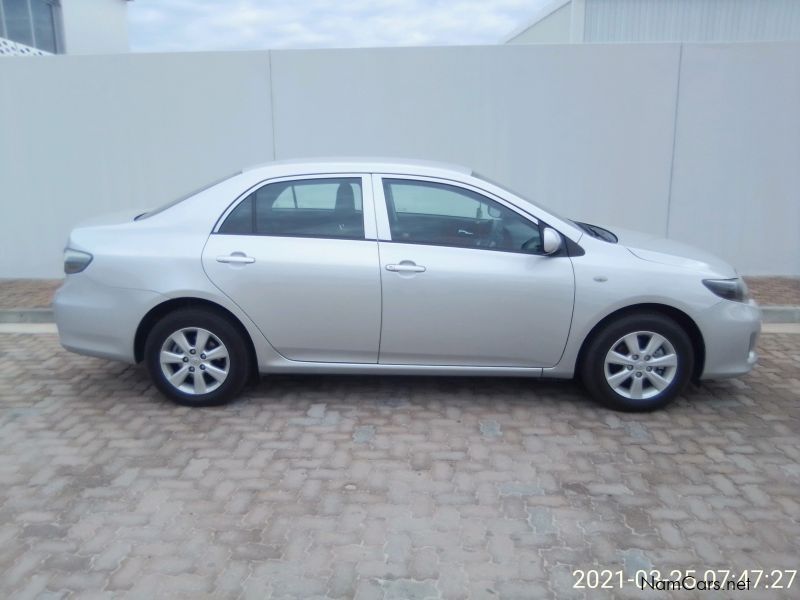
<box><xmin>1</xmin><ymin>305</ymin><xmax>799</xmax><ymax>324</ymax></box>
<box><xmin>0</xmin><ymin>308</ymin><xmax>54</xmax><ymax>323</ymax></box>
<box><xmin>760</xmin><ymin>305</ymin><xmax>800</xmax><ymax>324</ymax></box>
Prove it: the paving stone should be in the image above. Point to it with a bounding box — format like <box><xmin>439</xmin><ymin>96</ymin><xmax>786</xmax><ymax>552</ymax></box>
<box><xmin>381</xmin><ymin>578</ymin><xmax>441</xmax><ymax>600</ymax></box>
<box><xmin>353</xmin><ymin>425</ymin><xmax>376</xmax><ymax>444</ymax></box>
<box><xmin>478</xmin><ymin>420</ymin><xmax>502</xmax><ymax>438</ymax></box>
<box><xmin>0</xmin><ymin>332</ymin><xmax>798</xmax><ymax>598</ymax></box>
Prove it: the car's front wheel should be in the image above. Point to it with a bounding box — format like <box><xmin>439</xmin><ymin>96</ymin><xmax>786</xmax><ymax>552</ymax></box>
<box><xmin>144</xmin><ymin>308</ymin><xmax>251</xmax><ymax>407</ymax></box>
<box><xmin>580</xmin><ymin>312</ymin><xmax>694</xmax><ymax>411</ymax></box>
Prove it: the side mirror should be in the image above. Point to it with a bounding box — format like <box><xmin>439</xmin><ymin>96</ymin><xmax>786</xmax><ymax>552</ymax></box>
<box><xmin>542</xmin><ymin>227</ymin><xmax>562</xmax><ymax>255</ymax></box>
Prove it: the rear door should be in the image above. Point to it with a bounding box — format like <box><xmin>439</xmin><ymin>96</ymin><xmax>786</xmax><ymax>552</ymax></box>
<box><xmin>374</xmin><ymin>175</ymin><xmax>575</xmax><ymax>367</ymax></box>
<box><xmin>203</xmin><ymin>174</ymin><xmax>381</xmax><ymax>363</ymax></box>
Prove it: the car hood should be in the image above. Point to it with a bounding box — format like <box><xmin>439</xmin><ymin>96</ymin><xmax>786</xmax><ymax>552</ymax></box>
<box><xmin>611</xmin><ymin>227</ymin><xmax>737</xmax><ymax>277</ymax></box>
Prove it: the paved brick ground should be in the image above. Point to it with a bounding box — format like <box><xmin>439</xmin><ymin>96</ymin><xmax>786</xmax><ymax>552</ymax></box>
<box><xmin>744</xmin><ymin>277</ymin><xmax>800</xmax><ymax>307</ymax></box>
<box><xmin>0</xmin><ymin>280</ymin><xmax>62</xmax><ymax>309</ymax></box>
<box><xmin>1</xmin><ymin>277</ymin><xmax>799</xmax><ymax>310</ymax></box>
<box><xmin>0</xmin><ymin>332</ymin><xmax>798</xmax><ymax>599</ymax></box>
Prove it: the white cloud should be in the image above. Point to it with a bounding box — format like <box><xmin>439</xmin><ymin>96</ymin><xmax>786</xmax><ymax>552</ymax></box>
<box><xmin>128</xmin><ymin>0</ymin><xmax>550</xmax><ymax>52</ymax></box>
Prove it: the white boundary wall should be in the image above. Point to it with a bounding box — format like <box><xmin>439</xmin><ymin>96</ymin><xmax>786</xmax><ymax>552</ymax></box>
<box><xmin>1</xmin><ymin>43</ymin><xmax>797</xmax><ymax>277</ymax></box>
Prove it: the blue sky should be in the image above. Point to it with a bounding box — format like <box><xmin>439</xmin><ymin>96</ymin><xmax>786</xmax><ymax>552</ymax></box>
<box><xmin>128</xmin><ymin>0</ymin><xmax>550</xmax><ymax>52</ymax></box>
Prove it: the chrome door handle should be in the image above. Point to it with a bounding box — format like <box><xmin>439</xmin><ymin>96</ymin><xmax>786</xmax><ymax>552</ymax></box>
<box><xmin>216</xmin><ymin>254</ymin><xmax>255</xmax><ymax>264</ymax></box>
<box><xmin>386</xmin><ymin>262</ymin><xmax>426</xmax><ymax>273</ymax></box>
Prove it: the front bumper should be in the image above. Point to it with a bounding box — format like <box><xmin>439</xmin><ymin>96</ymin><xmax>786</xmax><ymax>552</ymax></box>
<box><xmin>54</xmin><ymin>275</ymin><xmax>163</xmax><ymax>364</ymax></box>
<box><xmin>699</xmin><ymin>299</ymin><xmax>761</xmax><ymax>380</ymax></box>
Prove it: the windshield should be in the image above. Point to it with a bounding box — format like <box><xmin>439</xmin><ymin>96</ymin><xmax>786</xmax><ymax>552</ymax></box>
<box><xmin>135</xmin><ymin>171</ymin><xmax>241</xmax><ymax>220</ymax></box>
<box><xmin>471</xmin><ymin>171</ymin><xmax>575</xmax><ymax>225</ymax></box>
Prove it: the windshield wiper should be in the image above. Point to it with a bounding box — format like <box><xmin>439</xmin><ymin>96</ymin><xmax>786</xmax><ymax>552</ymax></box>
<box><xmin>574</xmin><ymin>221</ymin><xmax>618</xmax><ymax>243</ymax></box>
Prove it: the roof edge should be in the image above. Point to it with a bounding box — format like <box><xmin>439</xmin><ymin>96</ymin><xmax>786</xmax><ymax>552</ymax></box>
<box><xmin>502</xmin><ymin>0</ymin><xmax>572</xmax><ymax>44</ymax></box>
<box><xmin>243</xmin><ymin>156</ymin><xmax>472</xmax><ymax>175</ymax></box>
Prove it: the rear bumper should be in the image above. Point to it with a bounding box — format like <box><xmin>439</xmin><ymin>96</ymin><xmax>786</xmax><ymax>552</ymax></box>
<box><xmin>699</xmin><ymin>299</ymin><xmax>761</xmax><ymax>380</ymax></box>
<box><xmin>54</xmin><ymin>276</ymin><xmax>163</xmax><ymax>364</ymax></box>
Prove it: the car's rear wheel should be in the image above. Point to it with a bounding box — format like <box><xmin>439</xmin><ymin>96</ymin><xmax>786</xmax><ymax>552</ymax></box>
<box><xmin>580</xmin><ymin>312</ymin><xmax>693</xmax><ymax>411</ymax></box>
<box><xmin>144</xmin><ymin>308</ymin><xmax>251</xmax><ymax>407</ymax></box>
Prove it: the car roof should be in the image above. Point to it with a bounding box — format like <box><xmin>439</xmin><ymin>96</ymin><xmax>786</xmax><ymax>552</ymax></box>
<box><xmin>243</xmin><ymin>157</ymin><xmax>473</xmax><ymax>179</ymax></box>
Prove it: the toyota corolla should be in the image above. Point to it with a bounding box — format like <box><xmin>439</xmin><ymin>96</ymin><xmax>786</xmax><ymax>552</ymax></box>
<box><xmin>54</xmin><ymin>159</ymin><xmax>761</xmax><ymax>411</ymax></box>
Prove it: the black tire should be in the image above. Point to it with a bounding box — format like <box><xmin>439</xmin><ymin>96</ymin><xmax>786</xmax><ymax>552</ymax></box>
<box><xmin>144</xmin><ymin>308</ymin><xmax>251</xmax><ymax>407</ymax></box>
<box><xmin>579</xmin><ymin>312</ymin><xmax>694</xmax><ymax>411</ymax></box>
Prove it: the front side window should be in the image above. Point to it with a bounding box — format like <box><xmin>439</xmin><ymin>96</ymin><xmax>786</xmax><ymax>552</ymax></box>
<box><xmin>383</xmin><ymin>179</ymin><xmax>544</xmax><ymax>253</ymax></box>
<box><xmin>219</xmin><ymin>177</ymin><xmax>364</xmax><ymax>240</ymax></box>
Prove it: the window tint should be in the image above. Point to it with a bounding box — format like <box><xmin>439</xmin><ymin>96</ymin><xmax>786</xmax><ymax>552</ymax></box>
<box><xmin>218</xmin><ymin>195</ymin><xmax>253</xmax><ymax>234</ymax></box>
<box><xmin>383</xmin><ymin>179</ymin><xmax>544</xmax><ymax>253</ymax></box>
<box><xmin>219</xmin><ymin>178</ymin><xmax>364</xmax><ymax>240</ymax></box>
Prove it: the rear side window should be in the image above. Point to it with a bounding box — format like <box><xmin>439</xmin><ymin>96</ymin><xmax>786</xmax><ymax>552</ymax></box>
<box><xmin>218</xmin><ymin>178</ymin><xmax>364</xmax><ymax>240</ymax></box>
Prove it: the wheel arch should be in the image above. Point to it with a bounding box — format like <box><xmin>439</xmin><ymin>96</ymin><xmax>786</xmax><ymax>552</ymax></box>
<box><xmin>134</xmin><ymin>297</ymin><xmax>258</xmax><ymax>378</ymax></box>
<box><xmin>576</xmin><ymin>303</ymin><xmax>706</xmax><ymax>382</ymax></box>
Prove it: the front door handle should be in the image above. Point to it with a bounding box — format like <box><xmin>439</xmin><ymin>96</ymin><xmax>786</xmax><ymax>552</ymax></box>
<box><xmin>386</xmin><ymin>261</ymin><xmax>426</xmax><ymax>273</ymax></box>
<box><xmin>216</xmin><ymin>253</ymin><xmax>255</xmax><ymax>264</ymax></box>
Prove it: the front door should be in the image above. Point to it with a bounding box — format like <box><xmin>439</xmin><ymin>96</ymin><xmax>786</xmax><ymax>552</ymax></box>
<box><xmin>375</xmin><ymin>176</ymin><xmax>574</xmax><ymax>368</ymax></box>
<box><xmin>203</xmin><ymin>175</ymin><xmax>381</xmax><ymax>363</ymax></box>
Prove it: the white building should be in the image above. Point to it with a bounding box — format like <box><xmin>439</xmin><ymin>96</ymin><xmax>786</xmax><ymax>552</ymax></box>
<box><xmin>0</xmin><ymin>0</ymin><xmax>129</xmax><ymax>57</ymax></box>
<box><xmin>505</xmin><ymin>0</ymin><xmax>800</xmax><ymax>44</ymax></box>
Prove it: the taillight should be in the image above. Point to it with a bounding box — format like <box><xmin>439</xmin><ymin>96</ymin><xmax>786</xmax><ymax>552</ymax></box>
<box><xmin>64</xmin><ymin>249</ymin><xmax>93</xmax><ymax>274</ymax></box>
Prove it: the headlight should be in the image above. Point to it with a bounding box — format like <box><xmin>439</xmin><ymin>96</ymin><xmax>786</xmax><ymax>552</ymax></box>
<box><xmin>702</xmin><ymin>277</ymin><xmax>749</xmax><ymax>302</ymax></box>
<box><xmin>64</xmin><ymin>249</ymin><xmax>93</xmax><ymax>274</ymax></box>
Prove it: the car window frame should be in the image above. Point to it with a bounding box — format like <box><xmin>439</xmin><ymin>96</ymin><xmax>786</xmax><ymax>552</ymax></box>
<box><xmin>212</xmin><ymin>173</ymin><xmax>377</xmax><ymax>241</ymax></box>
<box><xmin>373</xmin><ymin>174</ymin><xmax>553</xmax><ymax>256</ymax></box>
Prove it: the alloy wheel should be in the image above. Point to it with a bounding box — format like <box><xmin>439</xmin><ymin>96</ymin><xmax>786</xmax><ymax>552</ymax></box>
<box><xmin>159</xmin><ymin>327</ymin><xmax>230</xmax><ymax>395</ymax></box>
<box><xmin>603</xmin><ymin>330</ymin><xmax>678</xmax><ymax>400</ymax></box>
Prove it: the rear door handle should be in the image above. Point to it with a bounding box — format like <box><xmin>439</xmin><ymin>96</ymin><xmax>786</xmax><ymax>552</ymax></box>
<box><xmin>386</xmin><ymin>261</ymin><xmax>426</xmax><ymax>273</ymax></box>
<box><xmin>216</xmin><ymin>253</ymin><xmax>255</xmax><ymax>264</ymax></box>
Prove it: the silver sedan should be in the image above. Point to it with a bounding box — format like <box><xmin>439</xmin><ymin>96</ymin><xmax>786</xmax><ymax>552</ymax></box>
<box><xmin>54</xmin><ymin>159</ymin><xmax>761</xmax><ymax>411</ymax></box>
